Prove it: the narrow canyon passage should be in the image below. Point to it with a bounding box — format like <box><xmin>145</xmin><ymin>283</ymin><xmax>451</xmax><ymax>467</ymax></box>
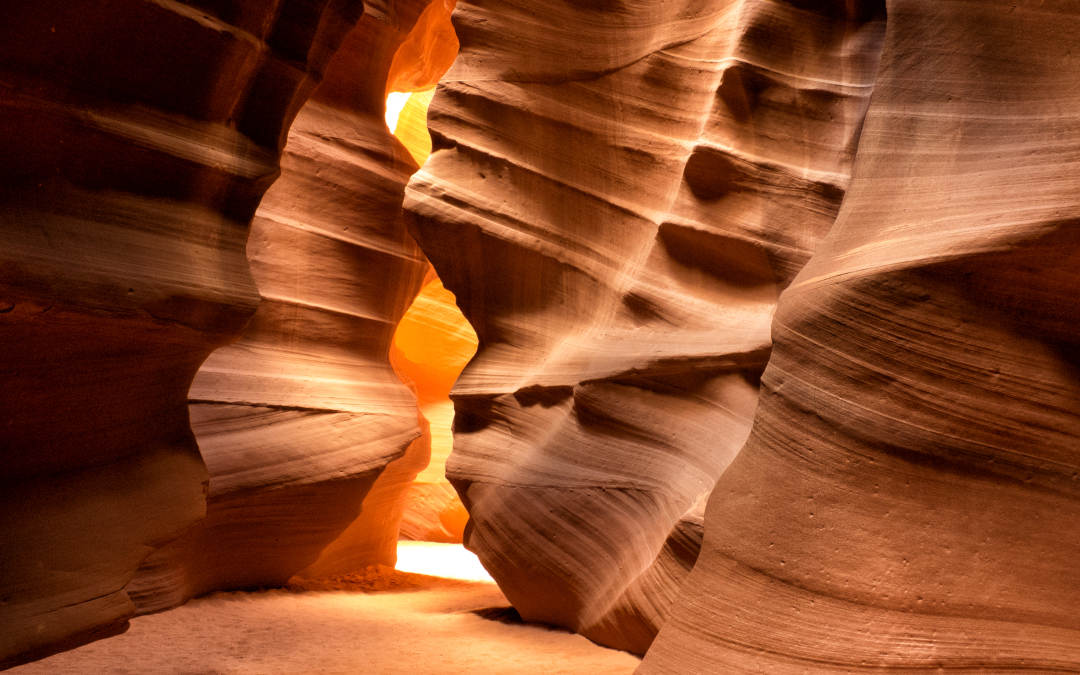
<box><xmin>4</xmin><ymin>0</ymin><xmax>1080</xmax><ymax>673</ymax></box>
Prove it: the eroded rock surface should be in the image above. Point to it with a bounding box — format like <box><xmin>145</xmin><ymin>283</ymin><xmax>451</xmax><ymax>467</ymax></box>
<box><xmin>126</xmin><ymin>0</ymin><xmax>460</xmax><ymax>610</ymax></box>
<box><xmin>8</xmin><ymin>0</ymin><xmax>1079</xmax><ymax>670</ymax></box>
<box><xmin>640</xmin><ymin>1</ymin><xmax>1080</xmax><ymax>672</ymax></box>
<box><xmin>0</xmin><ymin>0</ymin><xmax>364</xmax><ymax>666</ymax></box>
<box><xmin>405</xmin><ymin>0</ymin><xmax>885</xmax><ymax>653</ymax></box>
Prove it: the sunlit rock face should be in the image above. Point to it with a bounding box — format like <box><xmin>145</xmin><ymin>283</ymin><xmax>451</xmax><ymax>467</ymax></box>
<box><xmin>405</xmin><ymin>0</ymin><xmax>886</xmax><ymax>654</ymax></box>
<box><xmin>392</xmin><ymin>271</ymin><xmax>478</xmax><ymax>543</ymax></box>
<box><xmin>0</xmin><ymin>0</ymin><xmax>365</xmax><ymax>667</ymax></box>
<box><xmin>639</xmin><ymin>1</ymin><xmax>1080</xmax><ymax>672</ymax></box>
<box><xmin>124</xmin><ymin>0</ymin><xmax>460</xmax><ymax>611</ymax></box>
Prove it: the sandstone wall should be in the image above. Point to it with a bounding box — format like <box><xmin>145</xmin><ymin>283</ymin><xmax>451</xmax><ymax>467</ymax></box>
<box><xmin>0</xmin><ymin>0</ymin><xmax>367</xmax><ymax>666</ymax></box>
<box><xmin>125</xmin><ymin>0</ymin><xmax>461</xmax><ymax>610</ymax></box>
<box><xmin>7</xmin><ymin>0</ymin><xmax>1078</xmax><ymax>670</ymax></box>
<box><xmin>640</xmin><ymin>0</ymin><xmax>1080</xmax><ymax>672</ymax></box>
<box><xmin>405</xmin><ymin>0</ymin><xmax>886</xmax><ymax>654</ymax></box>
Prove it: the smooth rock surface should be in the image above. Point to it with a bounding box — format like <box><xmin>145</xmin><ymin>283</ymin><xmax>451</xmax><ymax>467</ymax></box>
<box><xmin>126</xmin><ymin>0</ymin><xmax>460</xmax><ymax>610</ymax></box>
<box><xmin>639</xmin><ymin>1</ymin><xmax>1080</xmax><ymax>672</ymax></box>
<box><xmin>405</xmin><ymin>0</ymin><xmax>886</xmax><ymax>654</ymax></box>
<box><xmin>0</xmin><ymin>0</ymin><xmax>364</xmax><ymax>666</ymax></box>
<box><xmin>7</xmin><ymin>0</ymin><xmax>1080</xmax><ymax>671</ymax></box>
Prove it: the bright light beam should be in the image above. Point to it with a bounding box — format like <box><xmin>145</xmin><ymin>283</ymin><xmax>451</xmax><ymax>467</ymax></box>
<box><xmin>385</xmin><ymin>91</ymin><xmax>413</xmax><ymax>134</ymax></box>
<box><xmin>396</xmin><ymin>542</ymin><xmax>495</xmax><ymax>582</ymax></box>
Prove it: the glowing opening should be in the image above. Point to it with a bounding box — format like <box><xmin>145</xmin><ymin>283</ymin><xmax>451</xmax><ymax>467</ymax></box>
<box><xmin>384</xmin><ymin>91</ymin><xmax>412</xmax><ymax>133</ymax></box>
<box><xmin>379</xmin><ymin>0</ymin><xmax>473</xmax><ymax>578</ymax></box>
<box><xmin>391</xmin><ymin>271</ymin><xmax>478</xmax><ymax>547</ymax></box>
<box><xmin>383</xmin><ymin>0</ymin><xmax>458</xmax><ymax>166</ymax></box>
<box><xmin>395</xmin><ymin>541</ymin><xmax>494</xmax><ymax>582</ymax></box>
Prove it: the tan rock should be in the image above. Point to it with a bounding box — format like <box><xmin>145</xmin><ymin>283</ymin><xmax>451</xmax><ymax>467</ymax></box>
<box><xmin>399</xmin><ymin>482</ymin><xmax>471</xmax><ymax>543</ymax></box>
<box><xmin>0</xmin><ymin>0</ymin><xmax>365</xmax><ymax>666</ymax></box>
<box><xmin>126</xmin><ymin>1</ymin><xmax>461</xmax><ymax>606</ymax></box>
<box><xmin>405</xmin><ymin>0</ymin><xmax>885</xmax><ymax>654</ymax></box>
<box><xmin>640</xmin><ymin>1</ymin><xmax>1080</xmax><ymax>672</ymax></box>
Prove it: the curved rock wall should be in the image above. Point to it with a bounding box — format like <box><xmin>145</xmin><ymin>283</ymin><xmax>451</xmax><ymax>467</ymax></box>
<box><xmin>8</xmin><ymin>0</ymin><xmax>1077</xmax><ymax>670</ymax></box>
<box><xmin>125</xmin><ymin>0</ymin><xmax>462</xmax><ymax>609</ymax></box>
<box><xmin>0</xmin><ymin>0</ymin><xmax>364</xmax><ymax>667</ymax></box>
<box><xmin>639</xmin><ymin>0</ymin><xmax>1080</xmax><ymax>672</ymax></box>
<box><xmin>405</xmin><ymin>0</ymin><xmax>886</xmax><ymax>654</ymax></box>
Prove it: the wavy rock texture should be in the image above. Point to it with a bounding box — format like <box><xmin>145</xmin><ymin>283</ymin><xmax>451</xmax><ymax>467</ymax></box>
<box><xmin>125</xmin><ymin>0</ymin><xmax>460</xmax><ymax>611</ymax></box>
<box><xmin>639</xmin><ymin>1</ymin><xmax>1080</xmax><ymax>672</ymax></box>
<box><xmin>392</xmin><ymin>271</ymin><xmax>478</xmax><ymax>543</ymax></box>
<box><xmin>0</xmin><ymin>0</ymin><xmax>364</xmax><ymax>667</ymax></box>
<box><xmin>405</xmin><ymin>0</ymin><xmax>886</xmax><ymax>654</ymax></box>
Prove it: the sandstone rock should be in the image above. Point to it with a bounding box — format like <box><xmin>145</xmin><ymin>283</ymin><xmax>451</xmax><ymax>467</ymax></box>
<box><xmin>0</xmin><ymin>0</ymin><xmax>364</xmax><ymax>666</ymax></box>
<box><xmin>9</xmin><ymin>0</ymin><xmax>1078</xmax><ymax>671</ymax></box>
<box><xmin>399</xmin><ymin>482</ymin><xmax>471</xmax><ymax>543</ymax></box>
<box><xmin>126</xmin><ymin>1</ymin><xmax>461</xmax><ymax>608</ymax></box>
<box><xmin>405</xmin><ymin>0</ymin><xmax>885</xmax><ymax>654</ymax></box>
<box><xmin>639</xmin><ymin>1</ymin><xmax>1080</xmax><ymax>672</ymax></box>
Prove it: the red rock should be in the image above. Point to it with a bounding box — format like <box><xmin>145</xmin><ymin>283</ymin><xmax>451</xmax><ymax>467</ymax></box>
<box><xmin>0</xmin><ymin>0</ymin><xmax>370</xmax><ymax>666</ymax></box>
<box><xmin>6</xmin><ymin>0</ymin><xmax>1080</xmax><ymax>670</ymax></box>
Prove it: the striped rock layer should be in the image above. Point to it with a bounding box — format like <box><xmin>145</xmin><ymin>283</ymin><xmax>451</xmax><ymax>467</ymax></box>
<box><xmin>125</xmin><ymin>0</ymin><xmax>459</xmax><ymax>613</ymax></box>
<box><xmin>639</xmin><ymin>0</ymin><xmax>1080</xmax><ymax>672</ymax></box>
<box><xmin>0</xmin><ymin>0</ymin><xmax>365</xmax><ymax>667</ymax></box>
<box><xmin>405</xmin><ymin>0</ymin><xmax>886</xmax><ymax>654</ymax></box>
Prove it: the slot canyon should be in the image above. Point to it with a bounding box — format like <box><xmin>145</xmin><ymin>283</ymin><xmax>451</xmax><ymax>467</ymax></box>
<box><xmin>1</xmin><ymin>0</ymin><xmax>1079</xmax><ymax>673</ymax></box>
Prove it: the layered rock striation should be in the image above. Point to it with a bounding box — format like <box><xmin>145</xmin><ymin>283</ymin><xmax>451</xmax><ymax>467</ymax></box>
<box><xmin>640</xmin><ymin>1</ymin><xmax>1080</xmax><ymax>672</ymax></box>
<box><xmin>0</xmin><ymin>0</ymin><xmax>365</xmax><ymax>667</ymax></box>
<box><xmin>125</xmin><ymin>0</ymin><xmax>461</xmax><ymax>611</ymax></box>
<box><xmin>8</xmin><ymin>0</ymin><xmax>1079</xmax><ymax>671</ymax></box>
<box><xmin>405</xmin><ymin>0</ymin><xmax>886</xmax><ymax>654</ymax></box>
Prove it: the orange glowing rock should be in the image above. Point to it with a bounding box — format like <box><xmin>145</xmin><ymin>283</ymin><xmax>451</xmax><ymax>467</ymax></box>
<box><xmin>393</xmin><ymin>271</ymin><xmax>479</xmax><ymax>405</ymax></box>
<box><xmin>386</xmin><ymin>0</ymin><xmax>459</xmax><ymax>96</ymax></box>
<box><xmin>385</xmin><ymin>0</ymin><xmax>457</xmax><ymax>166</ymax></box>
<box><xmin>392</xmin><ymin>270</ymin><xmax>478</xmax><ymax>543</ymax></box>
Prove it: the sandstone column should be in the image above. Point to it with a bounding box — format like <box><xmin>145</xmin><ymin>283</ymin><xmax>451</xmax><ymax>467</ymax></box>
<box><xmin>124</xmin><ymin>0</ymin><xmax>462</xmax><ymax>610</ymax></box>
<box><xmin>405</xmin><ymin>0</ymin><xmax>886</xmax><ymax>653</ymax></box>
<box><xmin>640</xmin><ymin>1</ymin><xmax>1080</xmax><ymax>671</ymax></box>
<box><xmin>0</xmin><ymin>0</ymin><xmax>363</xmax><ymax>666</ymax></box>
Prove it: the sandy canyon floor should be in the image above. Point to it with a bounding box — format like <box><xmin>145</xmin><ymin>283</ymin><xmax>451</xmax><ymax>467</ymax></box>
<box><xmin>12</xmin><ymin>544</ymin><xmax>640</xmax><ymax>675</ymax></box>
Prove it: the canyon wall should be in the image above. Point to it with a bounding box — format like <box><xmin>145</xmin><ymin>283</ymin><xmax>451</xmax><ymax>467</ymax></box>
<box><xmin>639</xmin><ymin>0</ymin><xmax>1080</xmax><ymax>672</ymax></box>
<box><xmin>5</xmin><ymin>0</ymin><xmax>1079</xmax><ymax>671</ymax></box>
<box><xmin>125</xmin><ymin>0</ymin><xmax>462</xmax><ymax>611</ymax></box>
<box><xmin>0</xmin><ymin>0</ymin><xmax>368</xmax><ymax>667</ymax></box>
<box><xmin>405</xmin><ymin>0</ymin><xmax>886</xmax><ymax>654</ymax></box>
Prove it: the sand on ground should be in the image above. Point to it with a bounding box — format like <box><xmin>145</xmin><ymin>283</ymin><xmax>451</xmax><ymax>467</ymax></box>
<box><xmin>12</xmin><ymin>546</ymin><xmax>640</xmax><ymax>675</ymax></box>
